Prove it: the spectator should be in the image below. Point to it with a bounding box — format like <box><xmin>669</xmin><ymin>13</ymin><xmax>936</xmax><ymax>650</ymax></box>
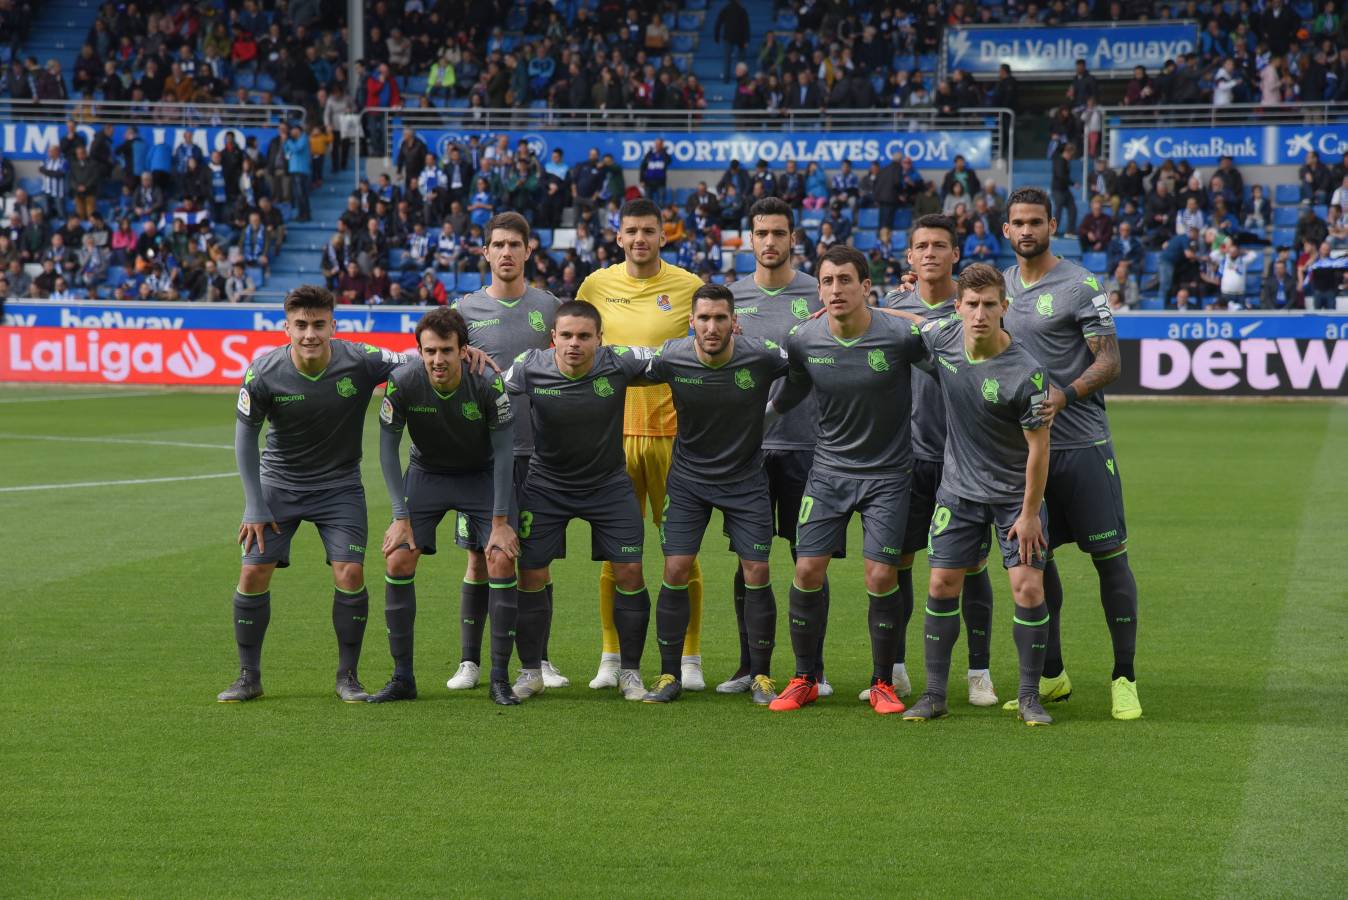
<box><xmin>1261</xmin><ymin>258</ymin><xmax>1298</xmax><ymax>309</ymax></box>
<box><xmin>1123</xmin><ymin>65</ymin><xmax>1156</xmax><ymax>105</ymax></box>
<box><xmin>353</xmin><ymin>216</ymin><xmax>388</xmax><ymax>274</ymax></box>
<box><xmin>237</xmin><ymin>211</ymin><xmax>270</xmax><ymax>273</ymax></box>
<box><xmin>1210</xmin><ymin>238</ymin><xmax>1260</xmax><ymax>307</ymax></box>
<box><xmin>1051</xmin><ymin>142</ymin><xmax>1078</xmax><ymax>237</ymax></box>
<box><xmin>1300</xmin><ymin>151</ymin><xmax>1334</xmax><ymax>203</ymax></box>
<box><xmin>1079</xmin><ymin>197</ymin><xmax>1114</xmax><ymax>253</ymax></box>
<box><xmin>1067</xmin><ymin>58</ymin><xmax>1097</xmax><ymax>110</ymax></box>
<box><xmin>1244</xmin><ymin>186</ymin><xmax>1272</xmax><ymax>231</ymax></box>
<box><xmin>1305</xmin><ymin>242</ymin><xmax>1343</xmax><ymax>309</ymax></box>
<box><xmin>336</xmin><ymin>260</ymin><xmax>367</xmax><ymax>304</ymax></box>
<box><xmin>1158</xmin><ymin>226</ymin><xmax>1200</xmax><ymax>306</ymax></box>
<box><xmin>961</xmin><ymin>219</ymin><xmax>1000</xmax><ymax>266</ymax></box>
<box><xmin>1104</xmin><ymin>260</ymin><xmax>1140</xmax><ymax>309</ymax></box>
<box><xmin>941</xmin><ymin>154</ymin><xmax>980</xmax><ymax>200</ymax></box>
<box><xmin>68</xmin><ymin>146</ymin><xmax>100</xmax><ymax>220</ymax></box>
<box><xmin>76</xmin><ymin>233</ymin><xmax>108</xmax><ymax>292</ymax></box>
<box><xmin>715</xmin><ymin>0</ymin><xmax>751</xmax><ymax>82</ymax></box>
<box><xmin>640</xmin><ymin>138</ymin><xmax>671</xmax><ymax>206</ymax></box>
<box><xmin>320</xmin><ymin>234</ymin><xmax>348</xmax><ymax>288</ymax></box>
<box><xmin>1295</xmin><ymin>204</ymin><xmax>1329</xmax><ymax>247</ymax></box>
<box><xmin>1107</xmin><ymin>221</ymin><xmax>1145</xmax><ymax>272</ymax></box>
<box><xmin>38</xmin><ymin>145</ymin><xmax>67</xmax><ymax>218</ymax></box>
<box><xmin>226</xmin><ymin>262</ymin><xmax>256</xmax><ymax>303</ymax></box>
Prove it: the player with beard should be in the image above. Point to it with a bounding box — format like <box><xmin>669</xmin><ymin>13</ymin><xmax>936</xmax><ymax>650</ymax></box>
<box><xmin>1001</xmin><ymin>187</ymin><xmax>1141</xmax><ymax>721</ymax></box>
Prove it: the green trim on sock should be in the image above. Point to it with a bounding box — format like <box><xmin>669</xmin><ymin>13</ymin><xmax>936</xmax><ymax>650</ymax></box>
<box><xmin>545</xmin><ymin>580</ymin><xmax>553</xmax><ymax>586</ymax></box>
<box><xmin>334</xmin><ymin>584</ymin><xmax>366</xmax><ymax>595</ymax></box>
<box><xmin>743</xmin><ymin>582</ymin><xmax>772</xmax><ymax>590</ymax></box>
<box><xmin>489</xmin><ymin>580</ymin><xmax>519</xmax><ymax>589</ymax></box>
<box><xmin>235</xmin><ymin>587</ymin><xmax>269</xmax><ymax>597</ymax></box>
<box><xmin>791</xmin><ymin>581</ymin><xmax>824</xmax><ymax>592</ymax></box>
<box><xmin>384</xmin><ymin>574</ymin><xmax>415</xmax><ymax>585</ymax></box>
<box><xmin>925</xmin><ymin>605</ymin><xmax>962</xmax><ymax>617</ymax></box>
<box><xmin>870</xmin><ymin>583</ymin><xmax>902</xmax><ymax>597</ymax></box>
<box><xmin>614</xmin><ymin>584</ymin><xmax>647</xmax><ymax>596</ymax></box>
<box><xmin>661</xmin><ymin>581</ymin><xmax>689</xmax><ymax>591</ymax></box>
<box><xmin>462</xmin><ymin>578</ymin><xmax>489</xmax><ymax>585</ymax></box>
<box><xmin>517</xmin><ymin>584</ymin><xmax>547</xmax><ymax>594</ymax></box>
<box><xmin>1092</xmin><ymin>545</ymin><xmax>1129</xmax><ymax>561</ymax></box>
<box><xmin>895</xmin><ymin>563</ymin><xmax>914</xmax><ymax>572</ymax></box>
<box><xmin>1013</xmin><ymin>613</ymin><xmax>1051</xmax><ymax>627</ymax></box>
<box><xmin>967</xmin><ymin>562</ymin><xmax>989</xmax><ymax>575</ymax></box>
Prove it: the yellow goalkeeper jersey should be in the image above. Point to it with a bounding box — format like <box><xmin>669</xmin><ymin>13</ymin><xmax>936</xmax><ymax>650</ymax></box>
<box><xmin>577</xmin><ymin>260</ymin><xmax>703</xmax><ymax>437</ymax></box>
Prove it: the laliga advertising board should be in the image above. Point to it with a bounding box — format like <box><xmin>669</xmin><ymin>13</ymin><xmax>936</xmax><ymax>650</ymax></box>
<box><xmin>0</xmin><ymin>328</ymin><xmax>418</xmax><ymax>386</ymax></box>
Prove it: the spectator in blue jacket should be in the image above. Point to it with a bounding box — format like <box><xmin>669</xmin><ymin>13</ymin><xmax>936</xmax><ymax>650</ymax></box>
<box><xmin>284</xmin><ymin>124</ymin><xmax>312</xmax><ymax>221</ymax></box>
<box><xmin>961</xmin><ymin>219</ymin><xmax>1000</xmax><ymax>268</ymax></box>
<box><xmin>146</xmin><ymin>138</ymin><xmax>172</xmax><ymax>193</ymax></box>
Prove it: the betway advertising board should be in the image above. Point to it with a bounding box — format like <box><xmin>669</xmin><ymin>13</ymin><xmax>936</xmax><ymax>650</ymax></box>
<box><xmin>399</xmin><ymin>128</ymin><xmax>994</xmax><ymax>169</ymax></box>
<box><xmin>943</xmin><ymin>22</ymin><xmax>1198</xmax><ymax>78</ymax></box>
<box><xmin>1109</xmin><ymin>123</ymin><xmax>1348</xmax><ymax>166</ymax></box>
<box><xmin>1</xmin><ymin>308</ymin><xmax>1344</xmax><ymax>395</ymax></box>
<box><xmin>0</xmin><ymin>328</ymin><xmax>416</xmax><ymax>386</ymax></box>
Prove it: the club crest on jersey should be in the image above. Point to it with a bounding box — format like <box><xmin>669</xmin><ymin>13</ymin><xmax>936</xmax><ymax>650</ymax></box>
<box><xmin>1035</xmin><ymin>293</ymin><xmax>1054</xmax><ymax>317</ymax></box>
<box><xmin>868</xmin><ymin>349</ymin><xmax>889</xmax><ymax>372</ymax></box>
<box><xmin>981</xmin><ymin>377</ymin><xmax>1000</xmax><ymax>403</ymax></box>
<box><xmin>336</xmin><ymin>376</ymin><xmax>357</xmax><ymax>397</ymax></box>
<box><xmin>734</xmin><ymin>368</ymin><xmax>755</xmax><ymax>390</ymax></box>
<box><xmin>791</xmin><ymin>298</ymin><xmax>810</xmax><ymax>319</ymax></box>
<box><xmin>461</xmin><ymin>401</ymin><xmax>482</xmax><ymax>420</ymax></box>
<box><xmin>528</xmin><ymin>310</ymin><xmax>546</xmax><ymax>332</ymax></box>
<box><xmin>593</xmin><ymin>376</ymin><xmax>614</xmax><ymax>397</ymax></box>
<box><xmin>656</xmin><ymin>294</ymin><xmax>672</xmax><ymax>311</ymax></box>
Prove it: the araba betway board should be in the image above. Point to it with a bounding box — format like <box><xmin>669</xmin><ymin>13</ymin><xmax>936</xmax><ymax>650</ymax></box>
<box><xmin>943</xmin><ymin>23</ymin><xmax>1198</xmax><ymax>78</ymax></box>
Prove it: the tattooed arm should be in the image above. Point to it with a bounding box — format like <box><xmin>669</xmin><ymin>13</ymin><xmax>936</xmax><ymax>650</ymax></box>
<box><xmin>1040</xmin><ymin>333</ymin><xmax>1121</xmax><ymax>428</ymax></box>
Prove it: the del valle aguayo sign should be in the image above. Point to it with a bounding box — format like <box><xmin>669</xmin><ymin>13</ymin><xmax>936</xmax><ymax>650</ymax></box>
<box><xmin>943</xmin><ymin>22</ymin><xmax>1198</xmax><ymax>78</ymax></box>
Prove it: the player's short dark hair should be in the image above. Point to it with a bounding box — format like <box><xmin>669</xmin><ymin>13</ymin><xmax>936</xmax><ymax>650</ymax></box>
<box><xmin>910</xmin><ymin>213</ymin><xmax>958</xmax><ymax>247</ymax></box>
<box><xmin>692</xmin><ymin>283</ymin><xmax>735</xmax><ymax>313</ymax></box>
<box><xmin>619</xmin><ymin>197</ymin><xmax>661</xmax><ymax>223</ymax></box>
<box><xmin>818</xmin><ymin>245</ymin><xmax>870</xmax><ymax>282</ymax></box>
<box><xmin>748</xmin><ymin>196</ymin><xmax>794</xmax><ymax>229</ymax></box>
<box><xmin>415</xmin><ymin>306</ymin><xmax>469</xmax><ymax>349</ymax></box>
<box><xmin>486</xmin><ymin>211</ymin><xmax>530</xmax><ymax>244</ymax></box>
<box><xmin>283</xmin><ymin>284</ymin><xmax>335</xmax><ymax>315</ymax></box>
<box><xmin>1006</xmin><ymin>187</ymin><xmax>1053</xmax><ymax>218</ymax></box>
<box><xmin>957</xmin><ymin>262</ymin><xmax>1006</xmax><ymax>302</ymax></box>
<box><xmin>555</xmin><ymin>299</ymin><xmax>602</xmax><ymax>332</ymax></box>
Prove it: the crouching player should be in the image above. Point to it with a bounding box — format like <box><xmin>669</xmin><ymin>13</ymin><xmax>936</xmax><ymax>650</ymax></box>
<box><xmin>638</xmin><ymin>284</ymin><xmax>791</xmax><ymax>705</ymax></box>
<box><xmin>374</xmin><ymin>307</ymin><xmax>525</xmax><ymax>706</ymax></box>
<box><xmin>904</xmin><ymin>264</ymin><xmax>1057</xmax><ymax>726</ymax></box>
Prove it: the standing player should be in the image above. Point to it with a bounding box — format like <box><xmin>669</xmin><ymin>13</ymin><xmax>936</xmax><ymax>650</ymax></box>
<box><xmin>373</xmin><ymin>308</ymin><xmax>523</xmax><ymax>705</ymax></box>
<box><xmin>638</xmin><ymin>284</ymin><xmax>790</xmax><ymax>705</ymax></box>
<box><xmin>447</xmin><ymin>212</ymin><xmax>569</xmax><ymax>696</ymax></box>
<box><xmin>868</xmin><ymin>214</ymin><xmax>1000</xmax><ymax>708</ymax></box>
<box><xmin>723</xmin><ymin>197</ymin><xmax>835</xmax><ymax>697</ymax></box>
<box><xmin>504</xmin><ymin>301</ymin><xmax>656</xmax><ymax>700</ymax></box>
<box><xmin>903</xmin><ymin>263</ymin><xmax>1055</xmax><ymax>726</ymax></box>
<box><xmin>768</xmin><ymin>245</ymin><xmax>929</xmax><ymax>715</ymax></box>
<box><xmin>219</xmin><ymin>285</ymin><xmax>406</xmax><ymax>703</ymax></box>
<box><xmin>1001</xmin><ymin>187</ymin><xmax>1141</xmax><ymax>720</ymax></box>
<box><xmin>576</xmin><ymin>198</ymin><xmax>708</xmax><ymax>691</ymax></box>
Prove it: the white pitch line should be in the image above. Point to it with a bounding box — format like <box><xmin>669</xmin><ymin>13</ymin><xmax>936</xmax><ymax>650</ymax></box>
<box><xmin>0</xmin><ymin>391</ymin><xmax>167</xmax><ymax>404</ymax></box>
<box><xmin>0</xmin><ymin>433</ymin><xmax>232</xmax><ymax>450</ymax></box>
<box><xmin>0</xmin><ymin>472</ymin><xmax>236</xmax><ymax>493</ymax></box>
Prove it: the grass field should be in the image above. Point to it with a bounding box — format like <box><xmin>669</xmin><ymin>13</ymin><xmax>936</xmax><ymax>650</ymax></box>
<box><xmin>2</xmin><ymin>385</ymin><xmax>1345</xmax><ymax>898</ymax></box>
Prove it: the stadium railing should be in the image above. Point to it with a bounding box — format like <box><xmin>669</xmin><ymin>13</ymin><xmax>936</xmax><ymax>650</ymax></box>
<box><xmin>0</xmin><ymin>98</ymin><xmax>305</xmax><ymax>129</ymax></box>
<box><xmin>356</xmin><ymin>106</ymin><xmax>1017</xmax><ymax>186</ymax></box>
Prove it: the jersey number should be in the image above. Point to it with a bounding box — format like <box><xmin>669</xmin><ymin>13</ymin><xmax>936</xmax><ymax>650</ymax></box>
<box><xmin>519</xmin><ymin>510</ymin><xmax>533</xmax><ymax>539</ymax></box>
<box><xmin>797</xmin><ymin>496</ymin><xmax>814</xmax><ymax>525</ymax></box>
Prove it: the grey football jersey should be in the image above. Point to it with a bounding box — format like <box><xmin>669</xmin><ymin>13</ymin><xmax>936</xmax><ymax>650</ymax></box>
<box><xmin>643</xmin><ymin>335</ymin><xmax>790</xmax><ymax>482</ymax></box>
<box><xmin>454</xmin><ymin>286</ymin><xmax>562</xmax><ymax>457</ymax></box>
<box><xmin>503</xmin><ymin>345</ymin><xmax>651</xmax><ymax>492</ymax></box>
<box><xmin>783</xmin><ymin>311</ymin><xmax>928</xmax><ymax>479</ymax></box>
<box><xmin>1002</xmin><ymin>258</ymin><xmax>1115</xmax><ymax>449</ymax></box>
<box><xmin>236</xmin><ymin>339</ymin><xmax>405</xmax><ymax>489</ymax></box>
<box><xmin>884</xmin><ymin>287</ymin><xmax>957</xmax><ymax>462</ymax></box>
<box><xmin>378</xmin><ymin>359</ymin><xmax>513</xmax><ymax>475</ymax></box>
<box><xmin>920</xmin><ymin>315</ymin><xmax>1049</xmax><ymax>504</ymax></box>
<box><xmin>730</xmin><ymin>270</ymin><xmax>821</xmax><ymax>451</ymax></box>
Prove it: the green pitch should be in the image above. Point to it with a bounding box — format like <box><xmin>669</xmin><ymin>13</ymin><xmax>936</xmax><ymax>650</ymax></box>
<box><xmin>2</xmin><ymin>386</ymin><xmax>1345</xmax><ymax>897</ymax></box>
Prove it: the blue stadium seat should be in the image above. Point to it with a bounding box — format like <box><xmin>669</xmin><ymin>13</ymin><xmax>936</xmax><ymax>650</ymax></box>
<box><xmin>1272</xmin><ymin>207</ymin><xmax>1300</xmax><ymax>226</ymax></box>
<box><xmin>1139</xmin><ymin>296</ymin><xmax>1166</xmax><ymax>310</ymax></box>
<box><xmin>677</xmin><ymin>12</ymin><xmax>703</xmax><ymax>30</ymax></box>
<box><xmin>892</xmin><ymin>55</ymin><xmax>916</xmax><ymax>73</ymax></box>
<box><xmin>1313</xmin><ymin>204</ymin><xmax>1329</xmax><ymax>220</ymax></box>
<box><xmin>735</xmin><ymin>252</ymin><xmax>755</xmax><ymax>273</ymax></box>
<box><xmin>776</xmin><ymin>12</ymin><xmax>798</xmax><ymax>29</ymax></box>
<box><xmin>660</xmin><ymin>251</ymin><xmax>677</xmax><ymax>265</ymax></box>
<box><xmin>858</xmin><ymin>208</ymin><xmax>879</xmax><ymax>228</ymax></box>
<box><xmin>893</xmin><ymin>231</ymin><xmax>909</xmax><ymax>250</ymax></box>
<box><xmin>671</xmin><ymin>33</ymin><xmax>697</xmax><ymax>53</ymax></box>
<box><xmin>437</xmin><ymin>273</ymin><xmax>455</xmax><ymax>292</ymax></box>
<box><xmin>1143</xmin><ymin>252</ymin><xmax>1159</xmax><ymax>274</ymax></box>
<box><xmin>389</xmin><ymin>249</ymin><xmax>406</xmax><ymax>268</ymax></box>
<box><xmin>1274</xmin><ymin>184</ymin><xmax>1301</xmax><ymax>205</ymax></box>
<box><xmin>534</xmin><ymin>228</ymin><xmax>553</xmax><ymax>246</ymax></box>
<box><xmin>893</xmin><ymin>209</ymin><xmax>913</xmax><ymax>229</ymax></box>
<box><xmin>1272</xmin><ymin>227</ymin><xmax>1296</xmax><ymax>246</ymax></box>
<box><xmin>662</xmin><ymin>12</ymin><xmax>676</xmax><ymax>28</ymax></box>
<box><xmin>1082</xmin><ymin>251</ymin><xmax>1107</xmax><ymax>272</ymax></box>
<box><xmin>106</xmin><ymin>266</ymin><xmax>126</xmax><ymax>285</ymax></box>
<box><xmin>456</xmin><ymin>272</ymin><xmax>483</xmax><ymax>293</ymax></box>
<box><xmin>853</xmin><ymin>232</ymin><xmax>877</xmax><ymax>250</ymax></box>
<box><xmin>917</xmin><ymin>54</ymin><xmax>937</xmax><ymax>72</ymax></box>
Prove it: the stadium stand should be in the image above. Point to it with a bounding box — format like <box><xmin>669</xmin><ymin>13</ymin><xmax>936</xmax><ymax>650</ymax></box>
<box><xmin>0</xmin><ymin>1</ymin><xmax>1344</xmax><ymax>310</ymax></box>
